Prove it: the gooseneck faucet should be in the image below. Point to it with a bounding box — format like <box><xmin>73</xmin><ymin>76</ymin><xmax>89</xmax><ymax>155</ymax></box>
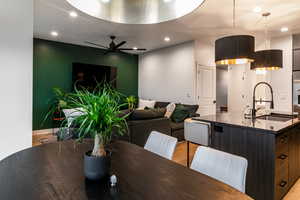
<box><xmin>252</xmin><ymin>82</ymin><xmax>274</xmax><ymax>118</ymax></box>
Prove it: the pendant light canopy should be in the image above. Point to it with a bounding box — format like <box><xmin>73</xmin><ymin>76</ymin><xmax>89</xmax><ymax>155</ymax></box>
<box><xmin>215</xmin><ymin>35</ymin><xmax>255</xmax><ymax>65</ymax></box>
<box><xmin>251</xmin><ymin>49</ymin><xmax>283</xmax><ymax>71</ymax></box>
<box><xmin>251</xmin><ymin>13</ymin><xmax>283</xmax><ymax>71</ymax></box>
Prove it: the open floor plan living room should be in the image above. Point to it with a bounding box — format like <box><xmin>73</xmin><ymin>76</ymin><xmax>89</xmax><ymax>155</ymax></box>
<box><xmin>2</xmin><ymin>0</ymin><xmax>300</xmax><ymax>200</ymax></box>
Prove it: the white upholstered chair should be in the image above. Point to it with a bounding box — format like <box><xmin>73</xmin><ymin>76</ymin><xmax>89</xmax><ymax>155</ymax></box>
<box><xmin>144</xmin><ymin>131</ymin><xmax>178</xmax><ymax>160</ymax></box>
<box><xmin>191</xmin><ymin>146</ymin><xmax>248</xmax><ymax>193</ymax></box>
<box><xmin>184</xmin><ymin>118</ymin><xmax>211</xmax><ymax>166</ymax></box>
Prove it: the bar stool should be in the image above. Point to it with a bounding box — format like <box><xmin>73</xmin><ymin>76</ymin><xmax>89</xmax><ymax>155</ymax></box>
<box><xmin>184</xmin><ymin>118</ymin><xmax>211</xmax><ymax>167</ymax></box>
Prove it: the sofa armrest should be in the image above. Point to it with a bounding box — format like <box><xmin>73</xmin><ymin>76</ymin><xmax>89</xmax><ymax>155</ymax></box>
<box><xmin>128</xmin><ymin>117</ymin><xmax>171</xmax><ymax>147</ymax></box>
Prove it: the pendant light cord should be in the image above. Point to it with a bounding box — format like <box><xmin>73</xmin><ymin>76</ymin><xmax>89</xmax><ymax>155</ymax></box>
<box><xmin>262</xmin><ymin>12</ymin><xmax>270</xmax><ymax>50</ymax></box>
<box><xmin>265</xmin><ymin>17</ymin><xmax>268</xmax><ymax>49</ymax></box>
<box><xmin>233</xmin><ymin>0</ymin><xmax>236</xmax><ymax>28</ymax></box>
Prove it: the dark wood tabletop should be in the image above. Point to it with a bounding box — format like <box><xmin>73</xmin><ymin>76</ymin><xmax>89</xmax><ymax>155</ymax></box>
<box><xmin>0</xmin><ymin>140</ymin><xmax>253</xmax><ymax>200</ymax></box>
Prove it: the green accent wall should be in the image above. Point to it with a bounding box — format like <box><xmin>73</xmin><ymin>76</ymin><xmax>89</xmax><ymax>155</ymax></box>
<box><xmin>33</xmin><ymin>39</ymin><xmax>139</xmax><ymax>130</ymax></box>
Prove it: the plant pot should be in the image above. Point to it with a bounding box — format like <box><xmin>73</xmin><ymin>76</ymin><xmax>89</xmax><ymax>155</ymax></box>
<box><xmin>84</xmin><ymin>151</ymin><xmax>111</xmax><ymax>181</ymax></box>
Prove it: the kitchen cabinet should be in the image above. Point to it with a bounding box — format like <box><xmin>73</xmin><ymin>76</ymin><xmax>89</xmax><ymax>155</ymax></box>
<box><xmin>191</xmin><ymin>111</ymin><xmax>300</xmax><ymax>200</ymax></box>
<box><xmin>293</xmin><ymin>49</ymin><xmax>300</xmax><ymax>71</ymax></box>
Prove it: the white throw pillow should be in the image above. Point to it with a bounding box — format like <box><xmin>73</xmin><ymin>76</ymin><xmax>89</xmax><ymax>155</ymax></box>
<box><xmin>138</xmin><ymin>99</ymin><xmax>156</xmax><ymax>110</ymax></box>
<box><xmin>165</xmin><ymin>103</ymin><xmax>176</xmax><ymax>118</ymax></box>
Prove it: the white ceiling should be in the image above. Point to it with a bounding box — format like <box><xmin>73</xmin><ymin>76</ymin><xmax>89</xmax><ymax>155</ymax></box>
<box><xmin>34</xmin><ymin>0</ymin><xmax>300</xmax><ymax>53</ymax></box>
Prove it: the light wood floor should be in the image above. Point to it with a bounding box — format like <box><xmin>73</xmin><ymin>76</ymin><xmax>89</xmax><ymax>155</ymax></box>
<box><xmin>32</xmin><ymin>134</ymin><xmax>300</xmax><ymax>199</ymax></box>
<box><xmin>32</xmin><ymin>133</ymin><xmax>57</xmax><ymax>146</ymax></box>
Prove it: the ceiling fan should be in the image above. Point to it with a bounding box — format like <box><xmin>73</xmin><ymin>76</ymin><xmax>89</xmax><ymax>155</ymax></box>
<box><xmin>85</xmin><ymin>36</ymin><xmax>146</xmax><ymax>54</ymax></box>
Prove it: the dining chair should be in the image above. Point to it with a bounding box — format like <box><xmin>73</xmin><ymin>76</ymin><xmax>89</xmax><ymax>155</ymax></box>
<box><xmin>190</xmin><ymin>146</ymin><xmax>248</xmax><ymax>193</ymax></box>
<box><xmin>184</xmin><ymin>118</ymin><xmax>210</xmax><ymax>167</ymax></box>
<box><xmin>144</xmin><ymin>131</ymin><xmax>178</xmax><ymax>160</ymax></box>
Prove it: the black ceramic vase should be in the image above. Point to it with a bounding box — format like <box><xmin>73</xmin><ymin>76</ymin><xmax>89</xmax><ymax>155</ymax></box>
<box><xmin>84</xmin><ymin>151</ymin><xmax>111</xmax><ymax>181</ymax></box>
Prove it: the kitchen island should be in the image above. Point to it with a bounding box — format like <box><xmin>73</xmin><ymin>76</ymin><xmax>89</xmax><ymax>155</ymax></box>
<box><xmin>193</xmin><ymin>112</ymin><xmax>300</xmax><ymax>200</ymax></box>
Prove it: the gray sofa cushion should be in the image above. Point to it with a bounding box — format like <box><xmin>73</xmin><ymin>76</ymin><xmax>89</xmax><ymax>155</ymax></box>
<box><xmin>170</xmin><ymin>121</ymin><xmax>184</xmax><ymax>131</ymax></box>
<box><xmin>130</xmin><ymin>108</ymin><xmax>166</xmax><ymax>120</ymax></box>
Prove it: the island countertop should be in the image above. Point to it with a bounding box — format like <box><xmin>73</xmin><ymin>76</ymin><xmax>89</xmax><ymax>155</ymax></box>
<box><xmin>192</xmin><ymin>112</ymin><xmax>300</xmax><ymax>133</ymax></box>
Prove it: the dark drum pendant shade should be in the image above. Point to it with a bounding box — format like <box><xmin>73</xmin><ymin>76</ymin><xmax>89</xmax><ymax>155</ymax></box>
<box><xmin>251</xmin><ymin>50</ymin><xmax>283</xmax><ymax>70</ymax></box>
<box><xmin>215</xmin><ymin>35</ymin><xmax>255</xmax><ymax>65</ymax></box>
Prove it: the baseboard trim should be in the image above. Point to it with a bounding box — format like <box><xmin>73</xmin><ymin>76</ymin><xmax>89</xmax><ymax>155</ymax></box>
<box><xmin>33</xmin><ymin>128</ymin><xmax>59</xmax><ymax>135</ymax></box>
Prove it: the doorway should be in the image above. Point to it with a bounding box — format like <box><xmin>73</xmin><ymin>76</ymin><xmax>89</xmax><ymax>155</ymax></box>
<box><xmin>216</xmin><ymin>65</ymin><xmax>228</xmax><ymax>112</ymax></box>
<box><xmin>196</xmin><ymin>64</ymin><xmax>216</xmax><ymax>116</ymax></box>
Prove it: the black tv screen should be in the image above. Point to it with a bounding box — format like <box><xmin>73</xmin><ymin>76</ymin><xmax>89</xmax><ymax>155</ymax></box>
<box><xmin>72</xmin><ymin>63</ymin><xmax>117</xmax><ymax>90</ymax></box>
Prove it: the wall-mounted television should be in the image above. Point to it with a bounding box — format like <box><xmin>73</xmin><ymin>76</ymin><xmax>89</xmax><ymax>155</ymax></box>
<box><xmin>72</xmin><ymin>63</ymin><xmax>117</xmax><ymax>90</ymax></box>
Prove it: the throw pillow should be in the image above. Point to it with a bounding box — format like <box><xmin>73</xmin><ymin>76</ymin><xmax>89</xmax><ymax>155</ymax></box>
<box><xmin>154</xmin><ymin>101</ymin><xmax>170</xmax><ymax>108</ymax></box>
<box><xmin>165</xmin><ymin>103</ymin><xmax>176</xmax><ymax>118</ymax></box>
<box><xmin>138</xmin><ymin>99</ymin><xmax>156</xmax><ymax>110</ymax></box>
<box><xmin>181</xmin><ymin>104</ymin><xmax>199</xmax><ymax>117</ymax></box>
<box><xmin>171</xmin><ymin>105</ymin><xmax>190</xmax><ymax>123</ymax></box>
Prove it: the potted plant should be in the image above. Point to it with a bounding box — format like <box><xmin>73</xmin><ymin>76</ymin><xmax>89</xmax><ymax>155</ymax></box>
<box><xmin>42</xmin><ymin>87</ymin><xmax>69</xmax><ymax>130</ymax></box>
<box><xmin>66</xmin><ymin>84</ymin><xmax>128</xmax><ymax>180</ymax></box>
<box><xmin>126</xmin><ymin>95</ymin><xmax>137</xmax><ymax>110</ymax></box>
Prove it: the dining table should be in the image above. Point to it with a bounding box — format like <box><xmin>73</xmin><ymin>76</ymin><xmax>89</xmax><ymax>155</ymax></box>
<box><xmin>0</xmin><ymin>140</ymin><xmax>253</xmax><ymax>200</ymax></box>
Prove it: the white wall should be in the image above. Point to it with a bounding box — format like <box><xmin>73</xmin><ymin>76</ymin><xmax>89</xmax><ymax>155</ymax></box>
<box><xmin>139</xmin><ymin>35</ymin><xmax>293</xmax><ymax>114</ymax></box>
<box><xmin>227</xmin><ymin>36</ymin><xmax>293</xmax><ymax>113</ymax></box>
<box><xmin>269</xmin><ymin>35</ymin><xmax>293</xmax><ymax>112</ymax></box>
<box><xmin>228</xmin><ymin>64</ymin><xmax>249</xmax><ymax>113</ymax></box>
<box><xmin>195</xmin><ymin>39</ymin><xmax>215</xmax><ymax>67</ymax></box>
<box><xmin>0</xmin><ymin>0</ymin><xmax>33</xmax><ymax>160</ymax></box>
<box><xmin>226</xmin><ymin>37</ymin><xmax>267</xmax><ymax>113</ymax></box>
<box><xmin>227</xmin><ymin>63</ymin><xmax>269</xmax><ymax>113</ymax></box>
<box><xmin>139</xmin><ymin>41</ymin><xmax>196</xmax><ymax>104</ymax></box>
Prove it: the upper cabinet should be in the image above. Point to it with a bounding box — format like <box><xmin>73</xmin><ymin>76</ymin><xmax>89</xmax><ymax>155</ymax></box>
<box><xmin>293</xmin><ymin>35</ymin><xmax>300</xmax><ymax>49</ymax></box>
<box><xmin>293</xmin><ymin>50</ymin><xmax>300</xmax><ymax>71</ymax></box>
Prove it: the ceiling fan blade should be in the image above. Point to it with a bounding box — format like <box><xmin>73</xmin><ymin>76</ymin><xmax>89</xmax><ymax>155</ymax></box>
<box><xmin>119</xmin><ymin>48</ymin><xmax>147</xmax><ymax>51</ymax></box>
<box><xmin>85</xmin><ymin>41</ymin><xmax>108</xmax><ymax>49</ymax></box>
<box><xmin>115</xmin><ymin>41</ymin><xmax>126</xmax><ymax>49</ymax></box>
<box><xmin>118</xmin><ymin>48</ymin><xmax>135</xmax><ymax>50</ymax></box>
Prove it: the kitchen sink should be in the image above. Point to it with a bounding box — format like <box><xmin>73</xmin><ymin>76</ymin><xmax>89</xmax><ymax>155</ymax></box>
<box><xmin>255</xmin><ymin>113</ymin><xmax>295</xmax><ymax>122</ymax></box>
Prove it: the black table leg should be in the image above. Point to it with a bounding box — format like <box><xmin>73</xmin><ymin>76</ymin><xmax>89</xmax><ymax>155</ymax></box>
<box><xmin>187</xmin><ymin>141</ymin><xmax>190</xmax><ymax>167</ymax></box>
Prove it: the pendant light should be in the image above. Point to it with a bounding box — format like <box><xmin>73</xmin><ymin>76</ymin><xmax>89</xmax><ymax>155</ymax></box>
<box><xmin>251</xmin><ymin>13</ymin><xmax>283</xmax><ymax>72</ymax></box>
<box><xmin>215</xmin><ymin>0</ymin><xmax>255</xmax><ymax>65</ymax></box>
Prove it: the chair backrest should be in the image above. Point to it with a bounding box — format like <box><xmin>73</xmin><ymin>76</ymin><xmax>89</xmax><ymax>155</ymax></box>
<box><xmin>184</xmin><ymin>119</ymin><xmax>210</xmax><ymax>146</ymax></box>
<box><xmin>63</xmin><ymin>108</ymin><xmax>85</xmax><ymax>127</ymax></box>
<box><xmin>190</xmin><ymin>146</ymin><xmax>248</xmax><ymax>193</ymax></box>
<box><xmin>144</xmin><ymin>131</ymin><xmax>178</xmax><ymax>160</ymax></box>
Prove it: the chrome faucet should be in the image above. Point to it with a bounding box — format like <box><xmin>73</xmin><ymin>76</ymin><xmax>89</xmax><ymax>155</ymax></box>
<box><xmin>252</xmin><ymin>82</ymin><xmax>274</xmax><ymax>118</ymax></box>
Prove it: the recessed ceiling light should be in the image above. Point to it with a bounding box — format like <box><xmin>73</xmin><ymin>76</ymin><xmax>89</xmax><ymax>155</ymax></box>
<box><xmin>253</xmin><ymin>6</ymin><xmax>262</xmax><ymax>13</ymax></box>
<box><xmin>164</xmin><ymin>37</ymin><xmax>170</xmax><ymax>42</ymax></box>
<box><xmin>102</xmin><ymin>0</ymin><xmax>110</xmax><ymax>3</ymax></box>
<box><xmin>51</xmin><ymin>31</ymin><xmax>58</xmax><ymax>37</ymax></box>
<box><xmin>133</xmin><ymin>47</ymin><xmax>138</xmax><ymax>50</ymax></box>
<box><xmin>69</xmin><ymin>11</ymin><xmax>78</xmax><ymax>18</ymax></box>
<box><xmin>281</xmin><ymin>27</ymin><xmax>289</xmax><ymax>32</ymax></box>
<box><xmin>163</xmin><ymin>0</ymin><xmax>173</xmax><ymax>3</ymax></box>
